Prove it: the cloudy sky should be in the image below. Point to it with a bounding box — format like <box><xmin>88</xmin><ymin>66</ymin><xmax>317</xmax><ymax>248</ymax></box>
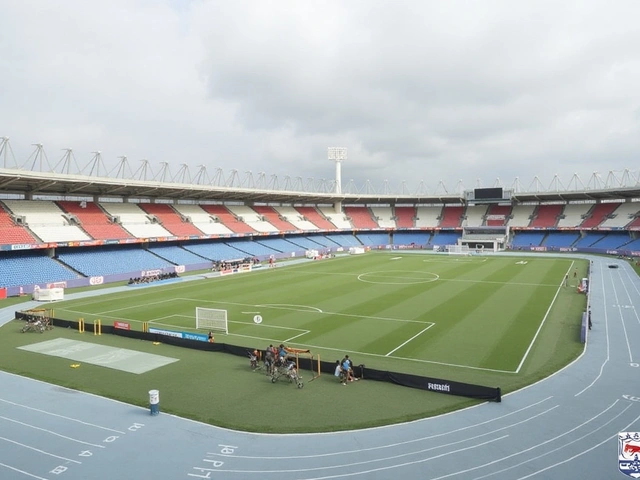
<box><xmin>1</xmin><ymin>0</ymin><xmax>640</xmax><ymax>195</ymax></box>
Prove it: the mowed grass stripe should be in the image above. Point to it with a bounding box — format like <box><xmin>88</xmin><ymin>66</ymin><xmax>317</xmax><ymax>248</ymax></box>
<box><xmin>46</xmin><ymin>253</ymin><xmax>575</xmax><ymax>374</ymax></box>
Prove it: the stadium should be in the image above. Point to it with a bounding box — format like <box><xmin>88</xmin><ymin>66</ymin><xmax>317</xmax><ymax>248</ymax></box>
<box><xmin>1</xmin><ymin>139</ymin><xmax>639</xmax><ymax>479</ymax></box>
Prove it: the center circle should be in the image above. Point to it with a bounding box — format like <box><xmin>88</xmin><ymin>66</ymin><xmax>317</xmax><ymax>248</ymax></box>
<box><xmin>357</xmin><ymin>270</ymin><xmax>440</xmax><ymax>285</ymax></box>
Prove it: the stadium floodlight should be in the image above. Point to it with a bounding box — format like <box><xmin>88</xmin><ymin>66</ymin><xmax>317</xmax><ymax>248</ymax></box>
<box><xmin>328</xmin><ymin>147</ymin><xmax>347</xmax><ymax>194</ymax></box>
<box><xmin>328</xmin><ymin>147</ymin><xmax>347</xmax><ymax>161</ymax></box>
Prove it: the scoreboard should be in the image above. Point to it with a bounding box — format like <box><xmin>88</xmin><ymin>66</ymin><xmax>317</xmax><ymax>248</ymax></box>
<box><xmin>465</xmin><ymin>187</ymin><xmax>512</xmax><ymax>203</ymax></box>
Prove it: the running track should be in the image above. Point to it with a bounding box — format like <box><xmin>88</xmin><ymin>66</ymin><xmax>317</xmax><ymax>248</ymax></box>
<box><xmin>0</xmin><ymin>254</ymin><xmax>637</xmax><ymax>479</ymax></box>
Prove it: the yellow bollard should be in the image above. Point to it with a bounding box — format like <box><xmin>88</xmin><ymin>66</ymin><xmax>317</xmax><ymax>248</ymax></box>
<box><xmin>78</xmin><ymin>318</ymin><xmax>85</xmax><ymax>333</ymax></box>
<box><xmin>93</xmin><ymin>319</ymin><xmax>101</xmax><ymax>336</ymax></box>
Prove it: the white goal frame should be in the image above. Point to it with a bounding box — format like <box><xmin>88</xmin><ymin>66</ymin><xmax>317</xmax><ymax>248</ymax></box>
<box><xmin>446</xmin><ymin>244</ymin><xmax>471</xmax><ymax>255</ymax></box>
<box><xmin>195</xmin><ymin>307</ymin><xmax>228</xmax><ymax>334</ymax></box>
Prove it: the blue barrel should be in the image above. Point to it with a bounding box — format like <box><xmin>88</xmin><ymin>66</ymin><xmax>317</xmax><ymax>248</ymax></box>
<box><xmin>149</xmin><ymin>390</ymin><xmax>160</xmax><ymax>416</ymax></box>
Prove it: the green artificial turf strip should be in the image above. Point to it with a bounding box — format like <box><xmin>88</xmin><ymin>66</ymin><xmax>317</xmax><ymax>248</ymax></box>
<box><xmin>0</xmin><ymin>252</ymin><xmax>587</xmax><ymax>432</ymax></box>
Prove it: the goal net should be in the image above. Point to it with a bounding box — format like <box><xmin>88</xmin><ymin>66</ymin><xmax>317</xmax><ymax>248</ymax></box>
<box><xmin>446</xmin><ymin>244</ymin><xmax>471</xmax><ymax>255</ymax></box>
<box><xmin>195</xmin><ymin>307</ymin><xmax>228</xmax><ymax>334</ymax></box>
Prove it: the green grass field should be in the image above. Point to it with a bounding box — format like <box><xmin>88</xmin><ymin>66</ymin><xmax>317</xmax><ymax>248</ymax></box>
<box><xmin>0</xmin><ymin>251</ymin><xmax>588</xmax><ymax>432</ymax></box>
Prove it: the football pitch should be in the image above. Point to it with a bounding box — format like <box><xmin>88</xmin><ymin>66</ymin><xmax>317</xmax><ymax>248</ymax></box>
<box><xmin>53</xmin><ymin>252</ymin><xmax>585</xmax><ymax>376</ymax></box>
<box><xmin>2</xmin><ymin>251</ymin><xmax>588</xmax><ymax>432</ymax></box>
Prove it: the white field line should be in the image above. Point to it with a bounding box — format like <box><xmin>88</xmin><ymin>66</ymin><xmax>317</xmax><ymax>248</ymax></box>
<box><xmin>515</xmin><ymin>260</ymin><xmax>575</xmax><ymax>374</ymax></box>
<box><xmin>385</xmin><ymin>324</ymin><xmax>435</xmax><ymax>357</ymax></box>
<box><xmin>284</xmin><ymin>330</ymin><xmax>311</xmax><ymax>343</ymax></box>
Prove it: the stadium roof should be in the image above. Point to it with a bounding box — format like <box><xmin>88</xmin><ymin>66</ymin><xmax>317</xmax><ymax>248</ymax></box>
<box><xmin>1</xmin><ymin>167</ymin><xmax>640</xmax><ymax>205</ymax></box>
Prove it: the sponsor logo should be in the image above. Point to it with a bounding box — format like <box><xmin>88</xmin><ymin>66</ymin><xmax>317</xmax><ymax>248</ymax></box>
<box><xmin>148</xmin><ymin>327</ymin><xmax>182</xmax><ymax>338</ymax></box>
<box><xmin>619</xmin><ymin>432</ymin><xmax>640</xmax><ymax>478</ymax></box>
<box><xmin>89</xmin><ymin>276</ymin><xmax>104</xmax><ymax>285</ymax></box>
<box><xmin>11</xmin><ymin>244</ymin><xmax>32</xmax><ymax>250</ymax></box>
<box><xmin>427</xmin><ymin>382</ymin><xmax>451</xmax><ymax>392</ymax></box>
<box><xmin>175</xmin><ymin>265</ymin><xmax>185</xmax><ymax>274</ymax></box>
<box><xmin>141</xmin><ymin>269</ymin><xmax>162</xmax><ymax>277</ymax></box>
<box><xmin>607</xmin><ymin>250</ymin><xmax>619</xmax><ymax>255</ymax></box>
<box><xmin>113</xmin><ymin>321</ymin><xmax>131</xmax><ymax>330</ymax></box>
<box><xmin>183</xmin><ymin>332</ymin><xmax>208</xmax><ymax>342</ymax></box>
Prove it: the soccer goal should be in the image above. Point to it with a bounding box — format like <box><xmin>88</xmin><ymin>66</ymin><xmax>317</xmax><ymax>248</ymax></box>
<box><xmin>446</xmin><ymin>244</ymin><xmax>471</xmax><ymax>255</ymax></box>
<box><xmin>195</xmin><ymin>307</ymin><xmax>228</xmax><ymax>334</ymax></box>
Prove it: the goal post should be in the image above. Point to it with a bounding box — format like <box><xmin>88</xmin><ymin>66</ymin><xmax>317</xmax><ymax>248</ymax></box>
<box><xmin>195</xmin><ymin>307</ymin><xmax>228</xmax><ymax>334</ymax></box>
<box><xmin>446</xmin><ymin>244</ymin><xmax>471</xmax><ymax>255</ymax></box>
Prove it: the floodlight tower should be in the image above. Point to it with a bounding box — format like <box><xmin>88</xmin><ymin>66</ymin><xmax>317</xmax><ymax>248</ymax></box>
<box><xmin>328</xmin><ymin>147</ymin><xmax>347</xmax><ymax>213</ymax></box>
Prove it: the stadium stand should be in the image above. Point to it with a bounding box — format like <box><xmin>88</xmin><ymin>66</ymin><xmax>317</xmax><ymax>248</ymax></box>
<box><xmin>3</xmin><ymin>200</ymin><xmax>92</xmax><ymax>243</ymax></box>
<box><xmin>344</xmin><ymin>206</ymin><xmax>379</xmax><ymax>229</ymax></box>
<box><xmin>285</xmin><ymin>235</ymin><xmax>328</xmax><ymax>250</ymax></box>
<box><xmin>303</xmin><ymin>234</ymin><xmax>338</xmax><ymax>247</ymax></box>
<box><xmin>574</xmin><ymin>232</ymin><xmax>607</xmax><ymax>248</ymax></box>
<box><xmin>463</xmin><ymin>205</ymin><xmax>488</xmax><ymax>227</ymax></box>
<box><xmin>415</xmin><ymin>206</ymin><xmax>443</xmax><ymax>228</ymax></box>
<box><xmin>171</xmin><ymin>204</ymin><xmax>234</xmax><ymax>235</ymax></box>
<box><xmin>370</xmin><ymin>206</ymin><xmax>396</xmax><ymax>228</ymax></box>
<box><xmin>138</xmin><ymin>203</ymin><xmax>204</xmax><ymax>236</ymax></box>
<box><xmin>318</xmin><ymin>207</ymin><xmax>352</xmax><ymax>229</ymax></box>
<box><xmin>148</xmin><ymin>244</ymin><xmax>209</xmax><ymax>265</ymax></box>
<box><xmin>223</xmin><ymin>205</ymin><xmax>276</xmax><ymax>233</ymax></box>
<box><xmin>430</xmin><ymin>231</ymin><xmax>462</xmax><ymax>246</ymax></box>
<box><xmin>393</xmin><ymin>231</ymin><xmax>431</xmax><ymax>245</ymax></box>
<box><xmin>589</xmin><ymin>232</ymin><xmax>631</xmax><ymax>249</ymax></box>
<box><xmin>439</xmin><ymin>206</ymin><xmax>464</xmax><ymax>228</ymax></box>
<box><xmin>228</xmin><ymin>239</ymin><xmax>279</xmax><ymax>257</ymax></box>
<box><xmin>510</xmin><ymin>231</ymin><xmax>546</xmax><ymax>247</ymax></box>
<box><xmin>199</xmin><ymin>205</ymin><xmax>257</xmax><ymax>234</ymax></box>
<box><xmin>182</xmin><ymin>241</ymin><xmax>248</xmax><ymax>261</ymax></box>
<box><xmin>394</xmin><ymin>206</ymin><xmax>415</xmax><ymax>228</ymax></box>
<box><xmin>579</xmin><ymin>203</ymin><xmax>620</xmax><ymax>228</ymax></box>
<box><xmin>99</xmin><ymin>202</ymin><xmax>173</xmax><ymax>238</ymax></box>
<box><xmin>275</xmin><ymin>207</ymin><xmax>322</xmax><ymax>231</ymax></box>
<box><xmin>57</xmin><ymin>201</ymin><xmax>131</xmax><ymax>240</ymax></box>
<box><xmin>600</xmin><ymin>203</ymin><xmax>640</xmax><ymax>228</ymax></box>
<box><xmin>530</xmin><ymin>204</ymin><xmax>563</xmax><ymax>228</ymax></box>
<box><xmin>543</xmin><ymin>231</ymin><xmax>580</xmax><ymax>248</ymax></box>
<box><xmin>0</xmin><ymin>251</ymin><xmax>79</xmax><ymax>288</ymax></box>
<box><xmin>357</xmin><ymin>233</ymin><xmax>390</xmax><ymax>246</ymax></box>
<box><xmin>324</xmin><ymin>233</ymin><xmax>362</xmax><ymax>247</ymax></box>
<box><xmin>251</xmin><ymin>205</ymin><xmax>300</xmax><ymax>231</ymax></box>
<box><xmin>0</xmin><ymin>204</ymin><xmax>37</xmax><ymax>245</ymax></box>
<box><xmin>557</xmin><ymin>203</ymin><xmax>593</xmax><ymax>228</ymax></box>
<box><xmin>255</xmin><ymin>237</ymin><xmax>301</xmax><ymax>253</ymax></box>
<box><xmin>296</xmin><ymin>207</ymin><xmax>336</xmax><ymax>230</ymax></box>
<box><xmin>485</xmin><ymin>204</ymin><xmax>511</xmax><ymax>227</ymax></box>
<box><xmin>57</xmin><ymin>246</ymin><xmax>173</xmax><ymax>276</ymax></box>
<box><xmin>225</xmin><ymin>205</ymin><xmax>277</xmax><ymax>233</ymax></box>
<box><xmin>508</xmin><ymin>205</ymin><xmax>536</xmax><ymax>228</ymax></box>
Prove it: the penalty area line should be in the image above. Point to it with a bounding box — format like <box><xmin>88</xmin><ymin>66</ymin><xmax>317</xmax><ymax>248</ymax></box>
<box><xmin>385</xmin><ymin>323</ymin><xmax>435</xmax><ymax>357</ymax></box>
<box><xmin>284</xmin><ymin>330</ymin><xmax>310</xmax><ymax>343</ymax></box>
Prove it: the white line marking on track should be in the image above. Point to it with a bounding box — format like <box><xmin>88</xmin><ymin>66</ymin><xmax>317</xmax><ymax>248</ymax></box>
<box><xmin>217</xmin><ymin>435</ymin><xmax>510</xmax><ymax>477</ymax></box>
<box><xmin>0</xmin><ymin>462</ymin><xmax>49</xmax><ymax>480</ymax></box>
<box><xmin>462</xmin><ymin>399</ymin><xmax>628</xmax><ymax>480</ymax></box>
<box><xmin>514</xmin><ymin>409</ymin><xmax>640</xmax><ymax>480</ymax></box>
<box><xmin>0</xmin><ymin>398</ymin><xmax>125</xmax><ymax>434</ymax></box>
<box><xmin>0</xmin><ymin>415</ymin><xmax>106</xmax><ymax>448</ymax></box>
<box><xmin>0</xmin><ymin>436</ymin><xmax>81</xmax><ymax>464</ymax></box>
<box><xmin>211</xmin><ymin>396</ymin><xmax>556</xmax><ymax>459</ymax></box>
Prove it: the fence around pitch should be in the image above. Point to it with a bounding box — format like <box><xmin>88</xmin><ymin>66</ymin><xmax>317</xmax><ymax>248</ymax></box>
<box><xmin>14</xmin><ymin>311</ymin><xmax>501</xmax><ymax>403</ymax></box>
